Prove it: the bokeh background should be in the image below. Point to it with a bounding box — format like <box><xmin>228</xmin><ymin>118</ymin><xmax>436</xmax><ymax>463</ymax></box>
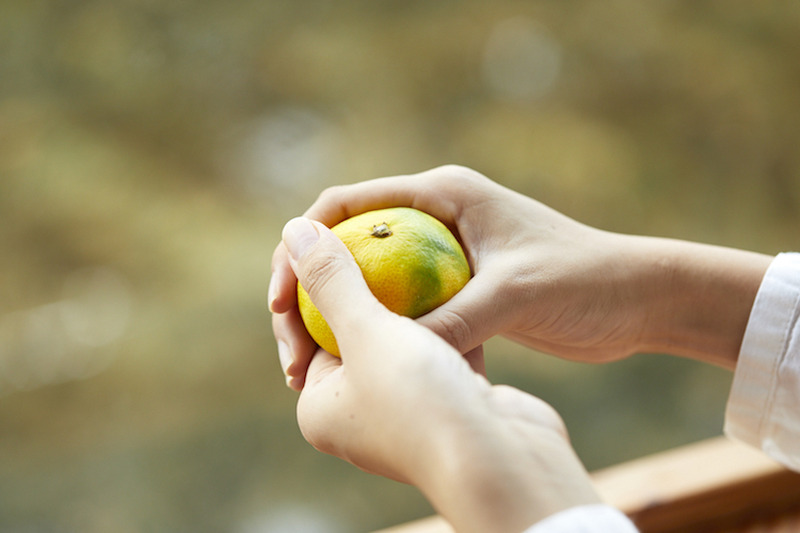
<box><xmin>2</xmin><ymin>1</ymin><xmax>799</xmax><ymax>532</ymax></box>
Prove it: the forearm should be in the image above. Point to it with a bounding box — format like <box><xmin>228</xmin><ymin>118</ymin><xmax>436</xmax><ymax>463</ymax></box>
<box><xmin>630</xmin><ymin>235</ymin><xmax>772</xmax><ymax>369</ymax></box>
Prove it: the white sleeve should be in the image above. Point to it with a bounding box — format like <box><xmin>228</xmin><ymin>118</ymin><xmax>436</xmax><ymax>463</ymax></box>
<box><xmin>523</xmin><ymin>505</ymin><xmax>638</xmax><ymax>533</ymax></box>
<box><xmin>725</xmin><ymin>252</ymin><xmax>800</xmax><ymax>471</ymax></box>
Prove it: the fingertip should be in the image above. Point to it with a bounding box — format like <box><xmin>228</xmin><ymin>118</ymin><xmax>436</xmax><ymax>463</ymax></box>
<box><xmin>464</xmin><ymin>345</ymin><xmax>486</xmax><ymax>377</ymax></box>
<box><xmin>272</xmin><ymin>305</ymin><xmax>321</xmax><ymax>383</ymax></box>
<box><xmin>286</xmin><ymin>374</ymin><xmax>304</xmax><ymax>391</ymax></box>
<box><xmin>269</xmin><ymin>284</ymin><xmax>295</xmax><ymax>314</ymax></box>
<box><xmin>282</xmin><ymin>217</ymin><xmax>322</xmax><ymax>262</ymax></box>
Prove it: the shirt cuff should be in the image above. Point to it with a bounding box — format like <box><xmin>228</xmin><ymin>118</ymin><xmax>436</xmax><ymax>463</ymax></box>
<box><xmin>523</xmin><ymin>504</ymin><xmax>638</xmax><ymax>533</ymax></box>
<box><xmin>725</xmin><ymin>252</ymin><xmax>800</xmax><ymax>470</ymax></box>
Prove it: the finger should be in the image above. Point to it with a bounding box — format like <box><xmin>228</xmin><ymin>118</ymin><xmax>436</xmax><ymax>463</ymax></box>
<box><xmin>270</xmin><ymin>239</ymin><xmax>317</xmax><ymax>391</ymax></box>
<box><xmin>272</xmin><ymin>304</ymin><xmax>319</xmax><ymax>391</ymax></box>
<box><xmin>417</xmin><ymin>265</ymin><xmax>510</xmax><ymax>355</ymax></box>
<box><xmin>296</xmin><ymin>349</ymin><xmax>344</xmax><ymax>451</ymax></box>
<box><xmin>303</xmin><ymin>165</ymin><xmax>485</xmax><ymax>229</ymax></box>
<box><xmin>269</xmin><ymin>242</ymin><xmax>298</xmax><ymax>314</ymax></box>
<box><xmin>281</xmin><ymin>217</ymin><xmax>389</xmax><ymax>360</ymax></box>
<box><xmin>489</xmin><ymin>385</ymin><xmax>569</xmax><ymax>441</ymax></box>
<box><xmin>296</xmin><ymin>348</ymin><xmax>410</xmax><ymax>484</ymax></box>
<box><xmin>463</xmin><ymin>344</ymin><xmax>486</xmax><ymax>377</ymax></box>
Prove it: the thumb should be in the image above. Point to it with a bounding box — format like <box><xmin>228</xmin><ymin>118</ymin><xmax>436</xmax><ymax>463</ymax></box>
<box><xmin>282</xmin><ymin>217</ymin><xmax>385</xmax><ymax>340</ymax></box>
<box><xmin>417</xmin><ymin>268</ymin><xmax>509</xmax><ymax>354</ymax></box>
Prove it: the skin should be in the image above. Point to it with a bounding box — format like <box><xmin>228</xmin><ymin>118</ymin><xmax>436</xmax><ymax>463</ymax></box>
<box><xmin>269</xmin><ymin>165</ymin><xmax>773</xmax><ymax>530</ymax></box>
<box><xmin>280</xmin><ymin>217</ymin><xmax>600</xmax><ymax>532</ymax></box>
<box><xmin>272</xmin><ymin>165</ymin><xmax>772</xmax><ymax>381</ymax></box>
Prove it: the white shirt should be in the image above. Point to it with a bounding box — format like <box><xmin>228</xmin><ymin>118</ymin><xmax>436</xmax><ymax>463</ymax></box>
<box><xmin>522</xmin><ymin>505</ymin><xmax>638</xmax><ymax>532</ymax></box>
<box><xmin>725</xmin><ymin>252</ymin><xmax>800</xmax><ymax>470</ymax></box>
<box><xmin>524</xmin><ymin>252</ymin><xmax>800</xmax><ymax>533</ymax></box>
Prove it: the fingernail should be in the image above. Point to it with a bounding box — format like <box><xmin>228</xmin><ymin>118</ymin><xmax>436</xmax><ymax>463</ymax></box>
<box><xmin>278</xmin><ymin>340</ymin><xmax>293</xmax><ymax>376</ymax></box>
<box><xmin>282</xmin><ymin>218</ymin><xmax>320</xmax><ymax>261</ymax></box>
<box><xmin>267</xmin><ymin>271</ymin><xmax>279</xmax><ymax>313</ymax></box>
<box><xmin>286</xmin><ymin>375</ymin><xmax>302</xmax><ymax>391</ymax></box>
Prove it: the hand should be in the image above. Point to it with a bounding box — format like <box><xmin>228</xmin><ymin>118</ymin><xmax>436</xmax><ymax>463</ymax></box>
<box><xmin>271</xmin><ymin>165</ymin><xmax>772</xmax><ymax>379</ymax></box>
<box><xmin>270</xmin><ymin>165</ymin><xmax>651</xmax><ymax>388</ymax></box>
<box><xmin>279</xmin><ymin>216</ymin><xmax>600</xmax><ymax>533</ymax></box>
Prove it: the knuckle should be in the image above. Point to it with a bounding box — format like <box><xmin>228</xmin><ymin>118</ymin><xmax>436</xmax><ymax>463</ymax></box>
<box><xmin>536</xmin><ymin>401</ymin><xmax>570</xmax><ymax>441</ymax></box>
<box><xmin>494</xmin><ymin>385</ymin><xmax>570</xmax><ymax>441</ymax></box>
<box><xmin>429</xmin><ymin>308</ymin><xmax>473</xmax><ymax>353</ymax></box>
<box><xmin>298</xmin><ymin>418</ymin><xmax>333</xmax><ymax>455</ymax></box>
<box><xmin>418</xmin><ymin>165</ymin><xmax>490</xmax><ymax>222</ymax></box>
<box><xmin>270</xmin><ymin>240</ymin><xmax>289</xmax><ymax>269</ymax></box>
<box><xmin>315</xmin><ymin>184</ymin><xmax>347</xmax><ymax>205</ymax></box>
<box><xmin>307</xmin><ymin>184</ymin><xmax>357</xmax><ymax>224</ymax></box>
<box><xmin>427</xmin><ymin>165</ymin><xmax>490</xmax><ymax>208</ymax></box>
<box><xmin>299</xmin><ymin>248</ymin><xmax>347</xmax><ymax>298</ymax></box>
<box><xmin>432</xmin><ymin>164</ymin><xmax>486</xmax><ymax>186</ymax></box>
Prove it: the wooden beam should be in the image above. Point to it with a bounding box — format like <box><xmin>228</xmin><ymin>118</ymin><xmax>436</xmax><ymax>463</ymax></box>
<box><xmin>592</xmin><ymin>436</ymin><xmax>800</xmax><ymax>532</ymax></box>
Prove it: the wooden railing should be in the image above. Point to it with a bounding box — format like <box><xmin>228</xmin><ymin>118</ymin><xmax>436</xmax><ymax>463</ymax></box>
<box><xmin>375</xmin><ymin>437</ymin><xmax>800</xmax><ymax>533</ymax></box>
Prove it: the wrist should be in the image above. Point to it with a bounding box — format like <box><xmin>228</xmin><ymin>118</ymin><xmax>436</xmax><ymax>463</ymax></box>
<box><xmin>633</xmin><ymin>237</ymin><xmax>771</xmax><ymax>368</ymax></box>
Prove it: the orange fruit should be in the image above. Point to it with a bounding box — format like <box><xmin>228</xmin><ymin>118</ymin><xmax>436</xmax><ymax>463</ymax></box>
<box><xmin>297</xmin><ymin>207</ymin><xmax>471</xmax><ymax>356</ymax></box>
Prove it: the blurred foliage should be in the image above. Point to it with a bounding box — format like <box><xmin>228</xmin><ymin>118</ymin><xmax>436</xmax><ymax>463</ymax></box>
<box><xmin>1</xmin><ymin>0</ymin><xmax>799</xmax><ymax>531</ymax></box>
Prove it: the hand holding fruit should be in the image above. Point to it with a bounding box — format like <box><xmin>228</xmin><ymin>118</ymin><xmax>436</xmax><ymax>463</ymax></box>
<box><xmin>297</xmin><ymin>206</ymin><xmax>470</xmax><ymax>356</ymax></box>
<box><xmin>271</xmin><ymin>165</ymin><xmax>650</xmax><ymax>389</ymax></box>
<box><xmin>272</xmin><ymin>165</ymin><xmax>770</xmax><ymax>383</ymax></box>
<box><xmin>280</xmin><ymin>216</ymin><xmax>600</xmax><ymax>533</ymax></box>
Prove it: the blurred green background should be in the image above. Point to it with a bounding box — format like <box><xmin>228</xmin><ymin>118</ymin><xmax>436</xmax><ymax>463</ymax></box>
<box><xmin>1</xmin><ymin>1</ymin><xmax>798</xmax><ymax>532</ymax></box>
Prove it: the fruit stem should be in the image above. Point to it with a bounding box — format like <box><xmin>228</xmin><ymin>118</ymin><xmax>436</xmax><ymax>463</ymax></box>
<box><xmin>371</xmin><ymin>223</ymin><xmax>392</xmax><ymax>238</ymax></box>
